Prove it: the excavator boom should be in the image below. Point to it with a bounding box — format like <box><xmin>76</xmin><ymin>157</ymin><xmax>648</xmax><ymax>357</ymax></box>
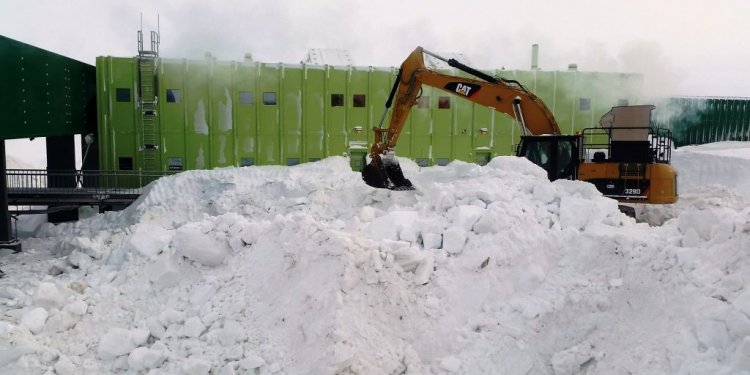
<box><xmin>363</xmin><ymin>47</ymin><xmax>560</xmax><ymax>190</ymax></box>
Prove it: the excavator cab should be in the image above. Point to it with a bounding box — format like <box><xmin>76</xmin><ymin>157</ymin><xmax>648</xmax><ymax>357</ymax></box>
<box><xmin>516</xmin><ymin>135</ymin><xmax>580</xmax><ymax>181</ymax></box>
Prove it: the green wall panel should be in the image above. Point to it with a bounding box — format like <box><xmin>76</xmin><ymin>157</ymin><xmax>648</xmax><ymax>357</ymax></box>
<box><xmin>159</xmin><ymin>59</ymin><xmax>187</xmax><ymax>171</ymax></box>
<box><xmin>235</xmin><ymin>61</ymin><xmax>258</xmax><ymax>166</ymax></box>
<box><xmin>184</xmin><ymin>61</ymin><xmax>210</xmax><ymax>170</ymax></box>
<box><xmin>209</xmin><ymin>61</ymin><xmax>234</xmax><ymax>168</ymax></box>
<box><xmin>304</xmin><ymin>66</ymin><xmax>326</xmax><ymax>161</ymax></box>
<box><xmin>258</xmin><ymin>63</ymin><xmax>281</xmax><ymax>165</ymax></box>
<box><xmin>325</xmin><ymin>67</ymin><xmax>347</xmax><ymax>157</ymax></box>
<box><xmin>281</xmin><ymin>65</ymin><xmax>303</xmax><ymax>165</ymax></box>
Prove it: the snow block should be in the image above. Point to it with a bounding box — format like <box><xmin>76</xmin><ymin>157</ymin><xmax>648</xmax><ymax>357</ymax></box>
<box><xmin>368</xmin><ymin>211</ymin><xmax>419</xmax><ymax>241</ymax></box>
<box><xmin>128</xmin><ymin>346</ymin><xmax>166</xmax><ymax>371</ymax></box>
<box><xmin>172</xmin><ymin>224</ymin><xmax>231</xmax><ymax>266</ymax></box>
<box><xmin>181</xmin><ymin>357</ymin><xmax>212</xmax><ymax>375</ymax></box>
<box><xmin>443</xmin><ymin>227</ymin><xmax>467</xmax><ymax>254</ymax></box>
<box><xmin>97</xmin><ymin>328</ymin><xmax>148</xmax><ymax>360</ymax></box>
<box><xmin>20</xmin><ymin>307</ymin><xmax>48</xmax><ymax>334</ymax></box>
<box><xmin>32</xmin><ymin>282</ymin><xmax>64</xmax><ymax>309</ymax></box>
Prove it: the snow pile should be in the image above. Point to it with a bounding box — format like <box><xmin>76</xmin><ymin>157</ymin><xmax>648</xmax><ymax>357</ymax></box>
<box><xmin>0</xmin><ymin>151</ymin><xmax>749</xmax><ymax>374</ymax></box>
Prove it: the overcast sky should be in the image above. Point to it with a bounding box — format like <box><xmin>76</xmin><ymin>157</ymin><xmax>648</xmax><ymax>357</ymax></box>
<box><xmin>2</xmin><ymin>0</ymin><xmax>749</xmax><ymax>98</ymax></box>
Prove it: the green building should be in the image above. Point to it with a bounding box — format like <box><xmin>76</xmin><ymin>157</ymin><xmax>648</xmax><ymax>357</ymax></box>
<box><xmin>95</xmin><ymin>53</ymin><xmax>643</xmax><ymax>174</ymax></box>
<box><xmin>653</xmin><ymin>97</ymin><xmax>750</xmax><ymax>146</ymax></box>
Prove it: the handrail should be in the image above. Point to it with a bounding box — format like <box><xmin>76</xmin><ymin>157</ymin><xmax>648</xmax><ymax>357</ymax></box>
<box><xmin>5</xmin><ymin>169</ymin><xmax>175</xmax><ymax>194</ymax></box>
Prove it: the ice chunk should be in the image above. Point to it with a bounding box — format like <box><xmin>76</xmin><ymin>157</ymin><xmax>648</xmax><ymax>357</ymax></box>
<box><xmin>440</xmin><ymin>356</ymin><xmax>462</xmax><ymax>372</ymax></box>
<box><xmin>128</xmin><ymin>346</ymin><xmax>166</xmax><ymax>371</ymax></box>
<box><xmin>369</xmin><ymin>211</ymin><xmax>419</xmax><ymax>241</ymax></box>
<box><xmin>64</xmin><ymin>300</ymin><xmax>88</xmax><ymax>316</ymax></box>
<box><xmin>181</xmin><ymin>357</ymin><xmax>212</xmax><ymax>374</ymax></box>
<box><xmin>240</xmin><ymin>352</ymin><xmax>266</xmax><ymax>370</ymax></box>
<box><xmin>181</xmin><ymin>317</ymin><xmax>206</xmax><ymax>338</ymax></box>
<box><xmin>20</xmin><ymin>307</ymin><xmax>48</xmax><ymax>334</ymax></box>
<box><xmin>97</xmin><ymin>328</ymin><xmax>148</xmax><ymax>360</ymax></box>
<box><xmin>54</xmin><ymin>355</ymin><xmax>76</xmax><ymax>375</ymax></box>
<box><xmin>442</xmin><ymin>227</ymin><xmax>467</xmax><ymax>254</ymax></box>
<box><xmin>172</xmin><ymin>225</ymin><xmax>230</xmax><ymax>266</ymax></box>
<box><xmin>190</xmin><ymin>283</ymin><xmax>217</xmax><ymax>307</ymax></box>
<box><xmin>129</xmin><ymin>224</ymin><xmax>172</xmax><ymax>257</ymax></box>
<box><xmin>694</xmin><ymin>319</ymin><xmax>730</xmax><ymax>350</ymax></box>
<box><xmin>32</xmin><ymin>282</ymin><xmax>64</xmax><ymax>309</ymax></box>
<box><xmin>98</xmin><ymin>328</ymin><xmax>137</xmax><ymax>359</ymax></box>
<box><xmin>448</xmin><ymin>205</ymin><xmax>484</xmax><ymax>231</ymax></box>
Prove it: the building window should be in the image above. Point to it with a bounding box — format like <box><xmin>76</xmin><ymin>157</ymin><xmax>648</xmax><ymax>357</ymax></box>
<box><xmin>118</xmin><ymin>157</ymin><xmax>133</xmax><ymax>170</ymax></box>
<box><xmin>618</xmin><ymin>99</ymin><xmax>629</xmax><ymax>106</ymax></box>
<box><xmin>579</xmin><ymin>98</ymin><xmax>591</xmax><ymax>111</ymax></box>
<box><xmin>240</xmin><ymin>157</ymin><xmax>254</xmax><ymax>166</ymax></box>
<box><xmin>167</xmin><ymin>157</ymin><xmax>183</xmax><ymax>171</ymax></box>
<box><xmin>353</xmin><ymin>94</ymin><xmax>366</xmax><ymax>108</ymax></box>
<box><xmin>438</xmin><ymin>96</ymin><xmax>451</xmax><ymax>109</ymax></box>
<box><xmin>116</xmin><ymin>88</ymin><xmax>131</xmax><ymax>102</ymax></box>
<box><xmin>331</xmin><ymin>94</ymin><xmax>344</xmax><ymax>107</ymax></box>
<box><xmin>239</xmin><ymin>91</ymin><xmax>254</xmax><ymax>105</ymax></box>
<box><xmin>417</xmin><ymin>97</ymin><xmax>429</xmax><ymax>108</ymax></box>
<box><xmin>166</xmin><ymin>89</ymin><xmax>181</xmax><ymax>103</ymax></box>
<box><xmin>263</xmin><ymin>92</ymin><xmax>277</xmax><ymax>105</ymax></box>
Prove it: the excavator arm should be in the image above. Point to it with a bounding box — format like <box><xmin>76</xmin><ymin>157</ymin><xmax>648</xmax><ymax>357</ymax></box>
<box><xmin>363</xmin><ymin>46</ymin><xmax>560</xmax><ymax>190</ymax></box>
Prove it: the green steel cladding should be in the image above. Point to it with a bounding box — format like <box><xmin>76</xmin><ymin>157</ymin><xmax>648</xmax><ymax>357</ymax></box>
<box><xmin>654</xmin><ymin>97</ymin><xmax>750</xmax><ymax>147</ymax></box>
<box><xmin>0</xmin><ymin>35</ymin><xmax>96</xmax><ymax>139</ymax></box>
<box><xmin>96</xmin><ymin>56</ymin><xmax>643</xmax><ymax>172</ymax></box>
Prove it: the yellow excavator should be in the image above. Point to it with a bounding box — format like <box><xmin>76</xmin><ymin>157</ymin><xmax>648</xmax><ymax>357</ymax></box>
<box><xmin>362</xmin><ymin>47</ymin><xmax>678</xmax><ymax>207</ymax></box>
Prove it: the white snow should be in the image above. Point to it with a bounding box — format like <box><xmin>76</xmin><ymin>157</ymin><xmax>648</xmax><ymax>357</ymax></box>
<box><xmin>1</xmin><ymin>142</ymin><xmax>750</xmax><ymax>373</ymax></box>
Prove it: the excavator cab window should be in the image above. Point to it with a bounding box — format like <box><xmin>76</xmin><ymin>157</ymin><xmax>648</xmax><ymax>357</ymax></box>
<box><xmin>518</xmin><ymin>136</ymin><xmax>579</xmax><ymax>181</ymax></box>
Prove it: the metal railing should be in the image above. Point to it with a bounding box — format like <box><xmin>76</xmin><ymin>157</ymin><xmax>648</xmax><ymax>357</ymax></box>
<box><xmin>6</xmin><ymin>169</ymin><xmax>174</xmax><ymax>192</ymax></box>
<box><xmin>5</xmin><ymin>169</ymin><xmax>176</xmax><ymax>209</ymax></box>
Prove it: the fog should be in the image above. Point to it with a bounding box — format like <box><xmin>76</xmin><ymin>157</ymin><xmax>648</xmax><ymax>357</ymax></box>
<box><xmin>2</xmin><ymin>0</ymin><xmax>748</xmax><ymax>97</ymax></box>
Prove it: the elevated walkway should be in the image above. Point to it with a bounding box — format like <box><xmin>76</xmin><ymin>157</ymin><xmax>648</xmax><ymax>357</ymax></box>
<box><xmin>6</xmin><ymin>169</ymin><xmax>172</xmax><ymax>214</ymax></box>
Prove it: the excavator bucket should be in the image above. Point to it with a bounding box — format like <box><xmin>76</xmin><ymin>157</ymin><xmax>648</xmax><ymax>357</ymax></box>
<box><xmin>361</xmin><ymin>153</ymin><xmax>415</xmax><ymax>191</ymax></box>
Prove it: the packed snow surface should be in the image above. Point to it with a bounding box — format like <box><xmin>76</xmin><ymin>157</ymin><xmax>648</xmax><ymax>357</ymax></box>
<box><xmin>1</xmin><ymin>143</ymin><xmax>750</xmax><ymax>374</ymax></box>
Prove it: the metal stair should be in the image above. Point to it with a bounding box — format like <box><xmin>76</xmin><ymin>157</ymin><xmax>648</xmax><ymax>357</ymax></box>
<box><xmin>137</xmin><ymin>29</ymin><xmax>160</xmax><ymax>171</ymax></box>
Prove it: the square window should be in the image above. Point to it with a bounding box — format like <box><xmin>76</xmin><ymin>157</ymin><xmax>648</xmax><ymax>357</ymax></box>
<box><xmin>168</xmin><ymin>157</ymin><xmax>183</xmax><ymax>171</ymax></box>
<box><xmin>287</xmin><ymin>158</ymin><xmax>300</xmax><ymax>166</ymax></box>
<box><xmin>263</xmin><ymin>92</ymin><xmax>277</xmax><ymax>105</ymax></box>
<box><xmin>417</xmin><ymin>97</ymin><xmax>430</xmax><ymax>108</ymax></box>
<box><xmin>166</xmin><ymin>89</ymin><xmax>181</xmax><ymax>103</ymax></box>
<box><xmin>240</xmin><ymin>157</ymin><xmax>254</xmax><ymax>167</ymax></box>
<box><xmin>116</xmin><ymin>88</ymin><xmax>131</xmax><ymax>102</ymax></box>
<box><xmin>353</xmin><ymin>94</ymin><xmax>366</xmax><ymax>108</ymax></box>
<box><xmin>331</xmin><ymin>94</ymin><xmax>344</xmax><ymax>107</ymax></box>
<box><xmin>579</xmin><ymin>98</ymin><xmax>591</xmax><ymax>111</ymax></box>
<box><xmin>438</xmin><ymin>96</ymin><xmax>451</xmax><ymax>109</ymax></box>
<box><xmin>437</xmin><ymin>158</ymin><xmax>450</xmax><ymax>166</ymax></box>
<box><xmin>239</xmin><ymin>91</ymin><xmax>254</xmax><ymax>105</ymax></box>
<box><xmin>118</xmin><ymin>156</ymin><xmax>133</xmax><ymax>170</ymax></box>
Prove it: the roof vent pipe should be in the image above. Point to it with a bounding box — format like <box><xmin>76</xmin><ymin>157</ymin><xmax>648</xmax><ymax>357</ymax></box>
<box><xmin>531</xmin><ymin>44</ymin><xmax>539</xmax><ymax>70</ymax></box>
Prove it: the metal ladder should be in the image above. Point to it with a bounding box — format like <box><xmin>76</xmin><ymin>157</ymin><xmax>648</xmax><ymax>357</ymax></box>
<box><xmin>137</xmin><ymin>29</ymin><xmax>160</xmax><ymax>171</ymax></box>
